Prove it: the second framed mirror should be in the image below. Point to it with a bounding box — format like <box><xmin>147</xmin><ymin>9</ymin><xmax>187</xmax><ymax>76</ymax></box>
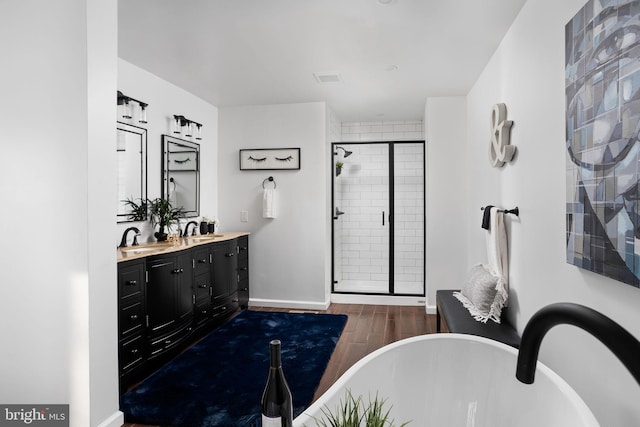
<box><xmin>162</xmin><ymin>134</ymin><xmax>200</xmax><ymax>217</ymax></box>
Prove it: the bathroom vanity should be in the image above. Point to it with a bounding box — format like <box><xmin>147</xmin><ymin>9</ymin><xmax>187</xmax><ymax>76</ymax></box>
<box><xmin>117</xmin><ymin>232</ymin><xmax>249</xmax><ymax>392</ymax></box>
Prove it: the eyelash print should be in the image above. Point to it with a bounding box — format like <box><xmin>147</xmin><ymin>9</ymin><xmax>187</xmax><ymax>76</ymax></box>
<box><xmin>275</xmin><ymin>155</ymin><xmax>293</xmax><ymax>162</ymax></box>
<box><xmin>248</xmin><ymin>156</ymin><xmax>267</xmax><ymax>162</ymax></box>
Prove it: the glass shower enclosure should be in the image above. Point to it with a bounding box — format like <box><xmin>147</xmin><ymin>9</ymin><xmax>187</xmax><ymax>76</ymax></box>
<box><xmin>331</xmin><ymin>141</ymin><xmax>425</xmax><ymax>296</ymax></box>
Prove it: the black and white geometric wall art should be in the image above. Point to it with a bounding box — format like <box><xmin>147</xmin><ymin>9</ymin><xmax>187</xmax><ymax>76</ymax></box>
<box><xmin>566</xmin><ymin>0</ymin><xmax>640</xmax><ymax>287</ymax></box>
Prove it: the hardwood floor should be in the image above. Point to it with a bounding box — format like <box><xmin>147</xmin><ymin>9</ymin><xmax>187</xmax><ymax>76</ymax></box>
<box><xmin>123</xmin><ymin>304</ymin><xmax>437</xmax><ymax>427</ymax></box>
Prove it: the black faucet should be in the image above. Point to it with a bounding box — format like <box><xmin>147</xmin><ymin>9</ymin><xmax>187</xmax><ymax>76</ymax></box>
<box><xmin>183</xmin><ymin>221</ymin><xmax>198</xmax><ymax>237</ymax></box>
<box><xmin>516</xmin><ymin>302</ymin><xmax>640</xmax><ymax>385</ymax></box>
<box><xmin>119</xmin><ymin>227</ymin><xmax>141</xmax><ymax>248</ymax></box>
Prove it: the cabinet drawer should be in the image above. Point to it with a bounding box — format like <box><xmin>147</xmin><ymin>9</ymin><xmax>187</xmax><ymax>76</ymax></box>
<box><xmin>119</xmin><ymin>334</ymin><xmax>144</xmax><ymax>374</ymax></box>
<box><xmin>193</xmin><ymin>247</ymin><xmax>211</xmax><ymax>276</ymax></box>
<box><xmin>119</xmin><ymin>300</ymin><xmax>144</xmax><ymax>339</ymax></box>
<box><xmin>194</xmin><ymin>300</ymin><xmax>210</xmax><ymax>325</ymax></box>
<box><xmin>237</xmin><ymin>237</ymin><xmax>249</xmax><ymax>260</ymax></box>
<box><xmin>237</xmin><ymin>266</ymin><xmax>249</xmax><ymax>282</ymax></box>
<box><xmin>119</xmin><ymin>261</ymin><xmax>145</xmax><ymax>300</ymax></box>
<box><xmin>194</xmin><ymin>274</ymin><xmax>211</xmax><ymax>300</ymax></box>
<box><xmin>211</xmin><ymin>295</ymin><xmax>239</xmax><ymax>320</ymax></box>
<box><xmin>148</xmin><ymin>324</ymin><xmax>192</xmax><ymax>359</ymax></box>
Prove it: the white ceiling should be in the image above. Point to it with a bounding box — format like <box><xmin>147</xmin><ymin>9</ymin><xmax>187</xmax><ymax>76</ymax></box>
<box><xmin>118</xmin><ymin>0</ymin><xmax>526</xmax><ymax>123</ymax></box>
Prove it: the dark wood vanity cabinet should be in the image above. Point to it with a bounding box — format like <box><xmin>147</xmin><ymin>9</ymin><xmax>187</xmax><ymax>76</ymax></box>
<box><xmin>145</xmin><ymin>251</ymin><xmax>194</xmax><ymax>359</ymax></box>
<box><xmin>118</xmin><ymin>236</ymin><xmax>249</xmax><ymax>391</ymax></box>
<box><xmin>237</xmin><ymin>235</ymin><xmax>249</xmax><ymax>308</ymax></box>
<box><xmin>211</xmin><ymin>240</ymin><xmax>240</xmax><ymax>319</ymax></box>
<box><xmin>117</xmin><ymin>234</ymin><xmax>249</xmax><ymax>392</ymax></box>
<box><xmin>193</xmin><ymin>245</ymin><xmax>213</xmax><ymax>328</ymax></box>
<box><xmin>117</xmin><ymin>259</ymin><xmax>146</xmax><ymax>389</ymax></box>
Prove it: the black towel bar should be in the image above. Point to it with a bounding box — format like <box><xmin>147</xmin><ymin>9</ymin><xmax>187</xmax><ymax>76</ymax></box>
<box><xmin>481</xmin><ymin>206</ymin><xmax>519</xmax><ymax>216</ymax></box>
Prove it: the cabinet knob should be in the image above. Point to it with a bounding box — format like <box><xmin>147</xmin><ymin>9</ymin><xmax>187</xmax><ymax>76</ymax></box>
<box><xmin>232</xmin><ymin>299</ymin><xmax>238</xmax><ymax>303</ymax></box>
<box><xmin>225</xmin><ymin>252</ymin><xmax>235</xmax><ymax>257</ymax></box>
<box><xmin>198</xmin><ymin>259</ymin><xmax>207</xmax><ymax>264</ymax></box>
<box><xmin>239</xmin><ymin>267</ymin><xmax>248</xmax><ymax>271</ymax></box>
<box><xmin>199</xmin><ymin>284</ymin><xmax>208</xmax><ymax>288</ymax></box>
<box><xmin>130</xmin><ymin>314</ymin><xmax>138</xmax><ymax>320</ymax></box>
<box><xmin>242</xmin><ymin>287</ymin><xmax>248</xmax><ymax>291</ymax></box>
<box><xmin>126</xmin><ymin>280</ymin><xmax>137</xmax><ymax>286</ymax></box>
<box><xmin>165</xmin><ymin>339</ymin><xmax>172</xmax><ymax>345</ymax></box>
<box><xmin>131</xmin><ymin>349</ymin><xmax>138</xmax><ymax>355</ymax></box>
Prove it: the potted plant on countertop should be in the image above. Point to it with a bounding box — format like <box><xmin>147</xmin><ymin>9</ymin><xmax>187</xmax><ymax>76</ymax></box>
<box><xmin>123</xmin><ymin>197</ymin><xmax>148</xmax><ymax>222</ymax></box>
<box><xmin>148</xmin><ymin>197</ymin><xmax>185</xmax><ymax>242</ymax></box>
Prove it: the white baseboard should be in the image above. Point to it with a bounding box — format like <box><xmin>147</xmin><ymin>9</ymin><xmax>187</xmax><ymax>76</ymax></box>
<box><xmin>248</xmin><ymin>297</ymin><xmax>437</xmax><ymax>314</ymax></box>
<box><xmin>426</xmin><ymin>303</ymin><xmax>436</xmax><ymax>314</ymax></box>
<box><xmin>96</xmin><ymin>410</ymin><xmax>123</xmax><ymax>427</ymax></box>
<box><xmin>330</xmin><ymin>294</ymin><xmax>426</xmax><ymax>307</ymax></box>
<box><xmin>249</xmin><ymin>298</ymin><xmax>331</xmax><ymax>311</ymax></box>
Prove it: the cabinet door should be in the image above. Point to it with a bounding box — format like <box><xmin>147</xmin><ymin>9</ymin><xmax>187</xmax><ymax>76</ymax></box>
<box><xmin>146</xmin><ymin>255</ymin><xmax>178</xmax><ymax>335</ymax></box>
<box><xmin>176</xmin><ymin>251</ymin><xmax>194</xmax><ymax>323</ymax></box>
<box><xmin>212</xmin><ymin>240</ymin><xmax>237</xmax><ymax>300</ymax></box>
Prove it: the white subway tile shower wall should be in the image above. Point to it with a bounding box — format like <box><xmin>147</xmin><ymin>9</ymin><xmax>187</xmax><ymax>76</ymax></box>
<box><xmin>340</xmin><ymin>120</ymin><xmax>424</xmax><ymax>142</ymax></box>
<box><xmin>394</xmin><ymin>143</ymin><xmax>425</xmax><ymax>293</ymax></box>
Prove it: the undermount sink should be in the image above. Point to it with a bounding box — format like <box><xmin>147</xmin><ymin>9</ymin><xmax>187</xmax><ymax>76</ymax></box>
<box><xmin>189</xmin><ymin>234</ymin><xmax>224</xmax><ymax>241</ymax></box>
<box><xmin>120</xmin><ymin>244</ymin><xmax>171</xmax><ymax>253</ymax></box>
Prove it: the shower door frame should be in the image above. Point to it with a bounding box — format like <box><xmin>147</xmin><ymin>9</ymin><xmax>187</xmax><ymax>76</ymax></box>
<box><xmin>331</xmin><ymin>140</ymin><xmax>426</xmax><ymax>297</ymax></box>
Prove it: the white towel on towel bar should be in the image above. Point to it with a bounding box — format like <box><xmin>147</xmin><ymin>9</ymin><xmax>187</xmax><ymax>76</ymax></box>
<box><xmin>263</xmin><ymin>188</ymin><xmax>276</xmax><ymax>218</ymax></box>
<box><xmin>486</xmin><ymin>207</ymin><xmax>509</xmax><ymax>306</ymax></box>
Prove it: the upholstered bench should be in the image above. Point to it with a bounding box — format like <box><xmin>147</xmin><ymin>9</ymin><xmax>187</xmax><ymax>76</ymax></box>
<box><xmin>436</xmin><ymin>289</ymin><xmax>520</xmax><ymax>348</ymax></box>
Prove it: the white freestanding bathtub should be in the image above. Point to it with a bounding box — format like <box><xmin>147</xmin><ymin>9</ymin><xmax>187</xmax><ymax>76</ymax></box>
<box><xmin>294</xmin><ymin>334</ymin><xmax>598</xmax><ymax>426</ymax></box>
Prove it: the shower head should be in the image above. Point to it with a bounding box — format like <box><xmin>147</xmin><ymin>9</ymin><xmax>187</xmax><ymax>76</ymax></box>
<box><xmin>334</xmin><ymin>146</ymin><xmax>353</xmax><ymax>158</ymax></box>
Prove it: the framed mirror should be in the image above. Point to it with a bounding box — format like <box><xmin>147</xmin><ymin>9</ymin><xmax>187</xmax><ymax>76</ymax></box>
<box><xmin>117</xmin><ymin>122</ymin><xmax>147</xmax><ymax>222</ymax></box>
<box><xmin>162</xmin><ymin>134</ymin><xmax>200</xmax><ymax>217</ymax></box>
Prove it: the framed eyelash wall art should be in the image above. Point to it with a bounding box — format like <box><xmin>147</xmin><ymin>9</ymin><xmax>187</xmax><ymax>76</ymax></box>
<box><xmin>239</xmin><ymin>148</ymin><xmax>301</xmax><ymax>170</ymax></box>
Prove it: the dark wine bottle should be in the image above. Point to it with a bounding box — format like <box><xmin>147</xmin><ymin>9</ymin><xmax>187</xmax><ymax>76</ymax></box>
<box><xmin>261</xmin><ymin>339</ymin><xmax>293</xmax><ymax>427</ymax></box>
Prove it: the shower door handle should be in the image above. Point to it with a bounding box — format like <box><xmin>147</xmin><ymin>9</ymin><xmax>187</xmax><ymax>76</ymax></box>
<box><xmin>382</xmin><ymin>211</ymin><xmax>385</xmax><ymax>226</ymax></box>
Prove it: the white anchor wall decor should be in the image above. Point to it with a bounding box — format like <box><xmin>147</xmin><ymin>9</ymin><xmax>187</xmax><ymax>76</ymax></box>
<box><xmin>489</xmin><ymin>103</ymin><xmax>515</xmax><ymax>168</ymax></box>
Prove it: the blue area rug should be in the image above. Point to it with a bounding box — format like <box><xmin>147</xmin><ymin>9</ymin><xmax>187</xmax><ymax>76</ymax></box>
<box><xmin>120</xmin><ymin>310</ymin><xmax>348</xmax><ymax>426</ymax></box>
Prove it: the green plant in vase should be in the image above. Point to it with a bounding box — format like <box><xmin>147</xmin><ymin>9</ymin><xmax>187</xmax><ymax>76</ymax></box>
<box><xmin>335</xmin><ymin>161</ymin><xmax>344</xmax><ymax>177</ymax></box>
<box><xmin>122</xmin><ymin>197</ymin><xmax>148</xmax><ymax>222</ymax></box>
<box><xmin>148</xmin><ymin>197</ymin><xmax>185</xmax><ymax>242</ymax></box>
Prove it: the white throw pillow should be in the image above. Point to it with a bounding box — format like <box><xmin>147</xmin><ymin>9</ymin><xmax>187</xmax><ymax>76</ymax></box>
<box><xmin>454</xmin><ymin>264</ymin><xmax>507</xmax><ymax>323</ymax></box>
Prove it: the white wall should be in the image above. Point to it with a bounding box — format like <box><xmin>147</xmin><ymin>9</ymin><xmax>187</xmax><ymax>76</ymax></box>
<box><xmin>117</xmin><ymin>60</ymin><xmax>219</xmax><ymax>244</ymax></box>
<box><xmin>0</xmin><ymin>1</ymin><xmax>121</xmax><ymax>426</ymax></box>
<box><xmin>218</xmin><ymin>103</ymin><xmax>330</xmax><ymax>309</ymax></box>
<box><xmin>463</xmin><ymin>0</ymin><xmax>640</xmax><ymax>424</ymax></box>
<box><xmin>424</xmin><ymin>97</ymin><xmax>468</xmax><ymax>311</ymax></box>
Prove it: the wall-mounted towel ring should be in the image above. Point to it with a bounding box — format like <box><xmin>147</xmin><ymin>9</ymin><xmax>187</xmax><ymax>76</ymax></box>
<box><xmin>262</xmin><ymin>176</ymin><xmax>276</xmax><ymax>189</ymax></box>
<box><xmin>481</xmin><ymin>206</ymin><xmax>519</xmax><ymax>216</ymax></box>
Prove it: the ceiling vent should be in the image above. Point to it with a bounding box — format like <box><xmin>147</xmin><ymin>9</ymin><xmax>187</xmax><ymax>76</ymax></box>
<box><xmin>313</xmin><ymin>72</ymin><xmax>341</xmax><ymax>83</ymax></box>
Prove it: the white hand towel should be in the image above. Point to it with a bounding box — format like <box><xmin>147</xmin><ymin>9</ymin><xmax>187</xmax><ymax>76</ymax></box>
<box><xmin>486</xmin><ymin>207</ymin><xmax>509</xmax><ymax>306</ymax></box>
<box><xmin>263</xmin><ymin>188</ymin><xmax>276</xmax><ymax>219</ymax></box>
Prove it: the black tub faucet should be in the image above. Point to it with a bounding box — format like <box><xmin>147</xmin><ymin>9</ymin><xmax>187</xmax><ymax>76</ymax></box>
<box><xmin>516</xmin><ymin>302</ymin><xmax>640</xmax><ymax>385</ymax></box>
<box><xmin>119</xmin><ymin>227</ymin><xmax>141</xmax><ymax>248</ymax></box>
<box><xmin>183</xmin><ymin>221</ymin><xmax>198</xmax><ymax>237</ymax></box>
